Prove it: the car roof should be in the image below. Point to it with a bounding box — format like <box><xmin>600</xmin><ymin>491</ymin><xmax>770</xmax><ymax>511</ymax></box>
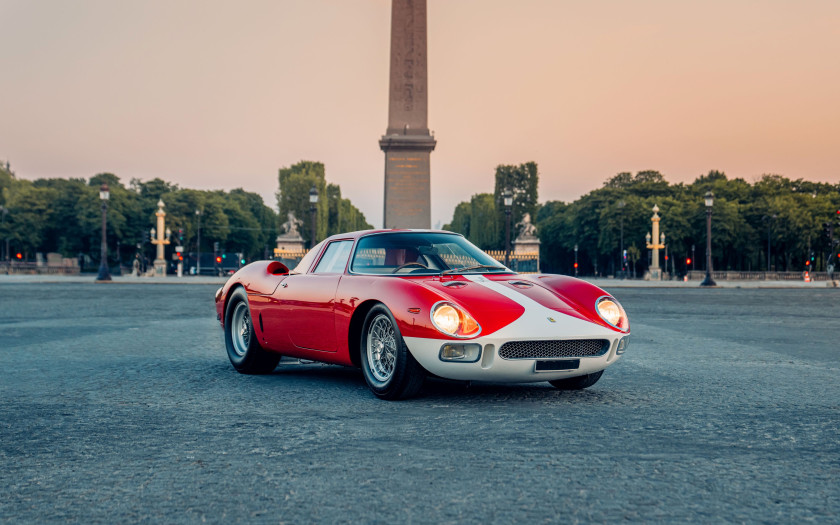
<box><xmin>321</xmin><ymin>229</ymin><xmax>461</xmax><ymax>243</ymax></box>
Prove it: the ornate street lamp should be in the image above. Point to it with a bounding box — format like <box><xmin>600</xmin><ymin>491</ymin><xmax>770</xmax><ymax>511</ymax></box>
<box><xmin>503</xmin><ymin>189</ymin><xmax>513</xmax><ymax>267</ymax></box>
<box><xmin>618</xmin><ymin>200</ymin><xmax>626</xmax><ymax>277</ymax></box>
<box><xmin>195</xmin><ymin>209</ymin><xmax>202</xmax><ymax>275</ymax></box>
<box><xmin>700</xmin><ymin>191</ymin><xmax>716</xmax><ymax>287</ymax></box>
<box><xmin>96</xmin><ymin>183</ymin><xmax>112</xmax><ymax>281</ymax></box>
<box><xmin>309</xmin><ymin>185</ymin><xmax>319</xmax><ymax>248</ymax></box>
<box><xmin>762</xmin><ymin>214</ymin><xmax>777</xmax><ymax>272</ymax></box>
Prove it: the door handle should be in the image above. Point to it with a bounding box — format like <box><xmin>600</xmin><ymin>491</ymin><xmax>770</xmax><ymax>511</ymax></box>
<box><xmin>280</xmin><ymin>282</ymin><xmax>288</xmax><ymax>288</ymax></box>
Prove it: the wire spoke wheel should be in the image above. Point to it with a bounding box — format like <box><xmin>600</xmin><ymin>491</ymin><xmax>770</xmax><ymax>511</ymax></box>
<box><xmin>230</xmin><ymin>301</ymin><xmax>251</xmax><ymax>357</ymax></box>
<box><xmin>366</xmin><ymin>314</ymin><xmax>397</xmax><ymax>382</ymax></box>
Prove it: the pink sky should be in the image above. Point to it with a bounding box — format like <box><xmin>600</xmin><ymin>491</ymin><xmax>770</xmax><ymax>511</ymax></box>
<box><xmin>1</xmin><ymin>0</ymin><xmax>838</xmax><ymax>228</ymax></box>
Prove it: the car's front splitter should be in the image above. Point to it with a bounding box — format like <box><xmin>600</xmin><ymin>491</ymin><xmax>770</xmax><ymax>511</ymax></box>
<box><xmin>404</xmin><ymin>333</ymin><xmax>624</xmax><ymax>382</ymax></box>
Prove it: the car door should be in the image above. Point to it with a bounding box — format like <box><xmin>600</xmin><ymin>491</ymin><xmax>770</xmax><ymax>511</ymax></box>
<box><xmin>274</xmin><ymin>240</ymin><xmax>354</xmax><ymax>353</ymax></box>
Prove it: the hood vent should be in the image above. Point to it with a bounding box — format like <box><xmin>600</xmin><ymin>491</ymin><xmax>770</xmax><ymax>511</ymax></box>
<box><xmin>508</xmin><ymin>281</ymin><xmax>534</xmax><ymax>289</ymax></box>
<box><xmin>442</xmin><ymin>281</ymin><xmax>467</xmax><ymax>288</ymax></box>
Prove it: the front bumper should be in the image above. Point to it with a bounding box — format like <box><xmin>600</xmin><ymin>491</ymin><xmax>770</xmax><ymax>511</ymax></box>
<box><xmin>404</xmin><ymin>334</ymin><xmax>625</xmax><ymax>382</ymax></box>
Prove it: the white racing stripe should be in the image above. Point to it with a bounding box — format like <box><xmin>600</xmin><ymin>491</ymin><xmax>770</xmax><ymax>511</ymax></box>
<box><xmin>463</xmin><ymin>274</ymin><xmax>611</xmax><ymax>338</ymax></box>
<box><xmin>463</xmin><ymin>274</ymin><xmax>568</xmax><ymax>315</ymax></box>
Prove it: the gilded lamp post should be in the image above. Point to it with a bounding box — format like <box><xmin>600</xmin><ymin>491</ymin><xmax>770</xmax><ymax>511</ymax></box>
<box><xmin>645</xmin><ymin>205</ymin><xmax>665</xmax><ymax>280</ymax></box>
<box><xmin>151</xmin><ymin>199</ymin><xmax>171</xmax><ymax>277</ymax></box>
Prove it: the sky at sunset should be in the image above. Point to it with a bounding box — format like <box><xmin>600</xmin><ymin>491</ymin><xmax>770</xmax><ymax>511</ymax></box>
<box><xmin>1</xmin><ymin>0</ymin><xmax>838</xmax><ymax>228</ymax></box>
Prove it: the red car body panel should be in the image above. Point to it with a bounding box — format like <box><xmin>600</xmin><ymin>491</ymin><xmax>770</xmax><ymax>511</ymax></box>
<box><xmin>215</xmin><ymin>230</ymin><xmax>627</xmax><ymax>370</ymax></box>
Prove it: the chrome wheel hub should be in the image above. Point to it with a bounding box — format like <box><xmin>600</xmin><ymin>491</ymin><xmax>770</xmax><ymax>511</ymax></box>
<box><xmin>231</xmin><ymin>302</ymin><xmax>251</xmax><ymax>357</ymax></box>
<box><xmin>366</xmin><ymin>314</ymin><xmax>396</xmax><ymax>382</ymax></box>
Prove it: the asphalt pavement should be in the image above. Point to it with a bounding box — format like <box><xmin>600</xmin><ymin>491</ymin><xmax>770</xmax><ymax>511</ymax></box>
<box><xmin>1</xmin><ymin>281</ymin><xmax>838</xmax><ymax>523</ymax></box>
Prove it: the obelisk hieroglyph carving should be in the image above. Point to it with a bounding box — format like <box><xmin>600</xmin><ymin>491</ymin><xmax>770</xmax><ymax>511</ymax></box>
<box><xmin>379</xmin><ymin>0</ymin><xmax>436</xmax><ymax>229</ymax></box>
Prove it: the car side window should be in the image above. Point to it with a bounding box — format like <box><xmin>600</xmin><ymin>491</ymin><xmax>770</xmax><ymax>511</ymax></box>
<box><xmin>312</xmin><ymin>240</ymin><xmax>354</xmax><ymax>274</ymax></box>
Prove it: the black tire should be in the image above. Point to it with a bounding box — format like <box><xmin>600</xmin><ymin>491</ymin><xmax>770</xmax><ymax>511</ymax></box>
<box><xmin>549</xmin><ymin>370</ymin><xmax>603</xmax><ymax>390</ymax></box>
<box><xmin>360</xmin><ymin>304</ymin><xmax>425</xmax><ymax>400</ymax></box>
<box><xmin>224</xmin><ymin>287</ymin><xmax>281</xmax><ymax>374</ymax></box>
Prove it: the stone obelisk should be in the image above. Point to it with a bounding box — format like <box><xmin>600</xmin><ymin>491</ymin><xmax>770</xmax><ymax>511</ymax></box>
<box><xmin>379</xmin><ymin>0</ymin><xmax>436</xmax><ymax>229</ymax></box>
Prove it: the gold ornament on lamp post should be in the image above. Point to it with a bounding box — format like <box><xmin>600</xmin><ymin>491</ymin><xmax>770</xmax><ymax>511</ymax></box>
<box><xmin>151</xmin><ymin>199</ymin><xmax>171</xmax><ymax>277</ymax></box>
<box><xmin>645</xmin><ymin>204</ymin><xmax>666</xmax><ymax>280</ymax></box>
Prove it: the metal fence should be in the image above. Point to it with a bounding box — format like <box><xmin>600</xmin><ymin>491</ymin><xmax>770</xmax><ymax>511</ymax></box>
<box><xmin>485</xmin><ymin>251</ymin><xmax>540</xmax><ymax>274</ymax></box>
<box><xmin>272</xmin><ymin>250</ymin><xmax>307</xmax><ymax>270</ymax></box>
<box><xmin>685</xmin><ymin>270</ymin><xmax>833</xmax><ymax>281</ymax></box>
<box><xmin>0</xmin><ymin>262</ymin><xmax>81</xmax><ymax>275</ymax></box>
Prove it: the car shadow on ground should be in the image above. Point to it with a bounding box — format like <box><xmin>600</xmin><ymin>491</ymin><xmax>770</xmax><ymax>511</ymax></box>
<box><xmin>253</xmin><ymin>360</ymin><xmax>622</xmax><ymax>404</ymax></box>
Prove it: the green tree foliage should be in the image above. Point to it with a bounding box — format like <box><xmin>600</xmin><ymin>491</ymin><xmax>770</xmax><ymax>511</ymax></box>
<box><xmin>493</xmin><ymin>162</ymin><xmax>539</xmax><ymax>250</ymax></box>
<box><xmin>0</xmin><ymin>168</ymin><xmax>280</xmax><ymax>266</ymax></box>
<box><xmin>277</xmin><ymin>161</ymin><xmax>371</xmax><ymax>246</ymax></box>
<box><xmin>444</xmin><ymin>167</ymin><xmax>840</xmax><ymax>275</ymax></box>
<box><xmin>445</xmin><ymin>162</ymin><xmax>540</xmax><ymax>251</ymax></box>
<box><xmin>443</xmin><ymin>193</ymin><xmax>498</xmax><ymax>248</ymax></box>
<box><xmin>534</xmin><ymin>170</ymin><xmax>840</xmax><ymax>275</ymax></box>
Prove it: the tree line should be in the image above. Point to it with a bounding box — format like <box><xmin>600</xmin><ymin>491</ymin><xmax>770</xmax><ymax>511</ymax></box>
<box><xmin>444</xmin><ymin>165</ymin><xmax>840</xmax><ymax>276</ymax></box>
<box><xmin>0</xmin><ymin>159</ymin><xmax>371</xmax><ymax>267</ymax></box>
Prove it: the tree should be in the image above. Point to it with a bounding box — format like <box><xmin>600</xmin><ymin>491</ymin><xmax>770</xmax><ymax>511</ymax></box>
<box><xmin>277</xmin><ymin>161</ymin><xmax>371</xmax><ymax>246</ymax></box>
<box><xmin>493</xmin><ymin>162</ymin><xmax>539</xmax><ymax>250</ymax></box>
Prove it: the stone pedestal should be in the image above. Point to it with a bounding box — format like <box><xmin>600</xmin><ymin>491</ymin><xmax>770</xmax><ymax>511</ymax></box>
<box><xmin>154</xmin><ymin>259</ymin><xmax>166</xmax><ymax>277</ymax></box>
<box><xmin>511</xmin><ymin>213</ymin><xmax>541</xmax><ymax>272</ymax></box>
<box><xmin>275</xmin><ymin>212</ymin><xmax>306</xmax><ymax>255</ymax></box>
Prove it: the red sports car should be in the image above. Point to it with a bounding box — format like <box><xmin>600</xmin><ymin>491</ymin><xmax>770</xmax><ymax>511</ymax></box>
<box><xmin>215</xmin><ymin>230</ymin><xmax>630</xmax><ymax>400</ymax></box>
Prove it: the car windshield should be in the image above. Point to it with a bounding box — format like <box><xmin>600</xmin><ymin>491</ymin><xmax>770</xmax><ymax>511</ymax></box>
<box><xmin>350</xmin><ymin>232</ymin><xmax>509</xmax><ymax>275</ymax></box>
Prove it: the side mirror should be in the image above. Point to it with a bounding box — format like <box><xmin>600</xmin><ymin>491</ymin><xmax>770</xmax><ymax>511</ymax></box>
<box><xmin>266</xmin><ymin>261</ymin><xmax>289</xmax><ymax>276</ymax></box>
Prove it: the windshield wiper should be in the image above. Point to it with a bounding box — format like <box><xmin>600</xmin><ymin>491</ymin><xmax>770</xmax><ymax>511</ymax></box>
<box><xmin>441</xmin><ymin>264</ymin><xmax>508</xmax><ymax>276</ymax></box>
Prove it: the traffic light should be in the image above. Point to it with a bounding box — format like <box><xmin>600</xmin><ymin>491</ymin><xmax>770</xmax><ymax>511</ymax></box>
<box><xmin>573</xmin><ymin>262</ymin><xmax>579</xmax><ymax>269</ymax></box>
<box><xmin>213</xmin><ymin>241</ymin><xmax>219</xmax><ymax>252</ymax></box>
<box><xmin>240</xmin><ymin>258</ymin><xmax>246</xmax><ymax>265</ymax></box>
<box><xmin>686</xmin><ymin>257</ymin><xmax>692</xmax><ymax>265</ymax></box>
<box><xmin>142</xmin><ymin>230</ymin><xmax>149</xmax><ymax>244</ymax></box>
<box><xmin>16</xmin><ymin>252</ymin><xmax>22</xmax><ymax>259</ymax></box>
<box><xmin>178</xmin><ymin>228</ymin><xmax>184</xmax><ymax>242</ymax></box>
<box><xmin>215</xmin><ymin>256</ymin><xmax>222</xmax><ymax>264</ymax></box>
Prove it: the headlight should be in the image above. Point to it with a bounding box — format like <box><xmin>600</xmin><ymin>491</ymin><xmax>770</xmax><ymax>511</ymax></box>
<box><xmin>431</xmin><ymin>302</ymin><xmax>481</xmax><ymax>338</ymax></box>
<box><xmin>596</xmin><ymin>296</ymin><xmax>629</xmax><ymax>331</ymax></box>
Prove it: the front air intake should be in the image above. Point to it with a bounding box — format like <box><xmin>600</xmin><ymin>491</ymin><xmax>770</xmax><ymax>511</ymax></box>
<box><xmin>498</xmin><ymin>339</ymin><xmax>610</xmax><ymax>360</ymax></box>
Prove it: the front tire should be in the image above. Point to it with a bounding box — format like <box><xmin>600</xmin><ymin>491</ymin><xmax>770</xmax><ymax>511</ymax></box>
<box><xmin>549</xmin><ymin>370</ymin><xmax>603</xmax><ymax>390</ymax></box>
<box><xmin>225</xmin><ymin>287</ymin><xmax>280</xmax><ymax>374</ymax></box>
<box><xmin>360</xmin><ymin>304</ymin><xmax>425</xmax><ymax>400</ymax></box>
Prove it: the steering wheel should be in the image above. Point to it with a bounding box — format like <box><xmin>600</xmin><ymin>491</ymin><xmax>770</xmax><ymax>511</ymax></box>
<box><xmin>392</xmin><ymin>262</ymin><xmax>429</xmax><ymax>273</ymax></box>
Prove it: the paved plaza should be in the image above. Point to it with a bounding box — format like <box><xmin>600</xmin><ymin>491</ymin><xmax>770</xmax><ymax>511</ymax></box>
<box><xmin>1</xmin><ymin>280</ymin><xmax>838</xmax><ymax>523</ymax></box>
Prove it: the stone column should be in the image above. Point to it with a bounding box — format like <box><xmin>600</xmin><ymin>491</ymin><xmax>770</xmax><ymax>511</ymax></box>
<box><xmin>379</xmin><ymin>0</ymin><xmax>436</xmax><ymax>229</ymax></box>
<box><xmin>645</xmin><ymin>205</ymin><xmax>665</xmax><ymax>280</ymax></box>
<box><xmin>151</xmin><ymin>200</ymin><xmax>170</xmax><ymax>277</ymax></box>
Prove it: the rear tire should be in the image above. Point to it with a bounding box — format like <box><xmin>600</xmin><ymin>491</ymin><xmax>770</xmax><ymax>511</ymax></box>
<box><xmin>225</xmin><ymin>287</ymin><xmax>280</xmax><ymax>374</ymax></box>
<box><xmin>549</xmin><ymin>370</ymin><xmax>603</xmax><ymax>390</ymax></box>
<box><xmin>360</xmin><ymin>304</ymin><xmax>424</xmax><ymax>400</ymax></box>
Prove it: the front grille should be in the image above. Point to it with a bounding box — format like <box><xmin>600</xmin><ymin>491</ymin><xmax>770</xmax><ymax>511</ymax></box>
<box><xmin>498</xmin><ymin>339</ymin><xmax>610</xmax><ymax>360</ymax></box>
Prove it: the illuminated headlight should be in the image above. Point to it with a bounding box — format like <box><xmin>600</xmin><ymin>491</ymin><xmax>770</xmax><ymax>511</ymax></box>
<box><xmin>430</xmin><ymin>302</ymin><xmax>481</xmax><ymax>338</ymax></box>
<box><xmin>596</xmin><ymin>296</ymin><xmax>629</xmax><ymax>331</ymax></box>
<box><xmin>439</xmin><ymin>343</ymin><xmax>481</xmax><ymax>362</ymax></box>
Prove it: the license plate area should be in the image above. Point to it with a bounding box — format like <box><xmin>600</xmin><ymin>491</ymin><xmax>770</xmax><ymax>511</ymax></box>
<box><xmin>535</xmin><ymin>359</ymin><xmax>580</xmax><ymax>372</ymax></box>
